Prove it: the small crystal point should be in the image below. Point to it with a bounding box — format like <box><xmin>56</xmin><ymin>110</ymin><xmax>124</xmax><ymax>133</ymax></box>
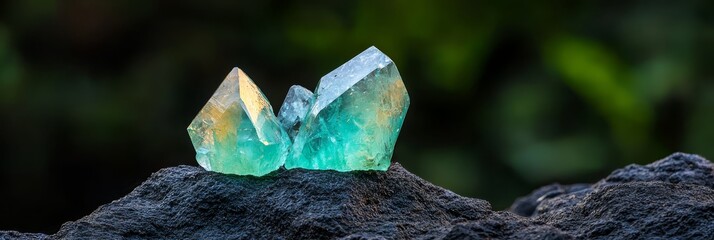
<box><xmin>286</xmin><ymin>46</ymin><xmax>410</xmax><ymax>171</ymax></box>
<box><xmin>187</xmin><ymin>67</ymin><xmax>290</xmax><ymax>176</ymax></box>
<box><xmin>277</xmin><ymin>85</ymin><xmax>314</xmax><ymax>140</ymax></box>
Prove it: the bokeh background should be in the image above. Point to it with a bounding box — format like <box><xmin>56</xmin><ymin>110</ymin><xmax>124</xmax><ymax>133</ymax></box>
<box><xmin>1</xmin><ymin>0</ymin><xmax>713</xmax><ymax>233</ymax></box>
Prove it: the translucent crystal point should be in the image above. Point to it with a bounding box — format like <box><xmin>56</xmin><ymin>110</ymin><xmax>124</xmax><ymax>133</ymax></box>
<box><xmin>277</xmin><ymin>85</ymin><xmax>313</xmax><ymax>140</ymax></box>
<box><xmin>187</xmin><ymin>67</ymin><xmax>290</xmax><ymax>176</ymax></box>
<box><xmin>286</xmin><ymin>46</ymin><xmax>410</xmax><ymax>171</ymax></box>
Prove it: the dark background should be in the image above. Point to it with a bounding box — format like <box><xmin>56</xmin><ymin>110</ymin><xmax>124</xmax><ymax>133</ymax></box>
<box><xmin>1</xmin><ymin>0</ymin><xmax>713</xmax><ymax>233</ymax></box>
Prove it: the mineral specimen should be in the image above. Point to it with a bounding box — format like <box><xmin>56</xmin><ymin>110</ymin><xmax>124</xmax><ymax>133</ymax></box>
<box><xmin>286</xmin><ymin>46</ymin><xmax>410</xmax><ymax>171</ymax></box>
<box><xmin>277</xmin><ymin>85</ymin><xmax>313</xmax><ymax>140</ymax></box>
<box><xmin>187</xmin><ymin>68</ymin><xmax>290</xmax><ymax>176</ymax></box>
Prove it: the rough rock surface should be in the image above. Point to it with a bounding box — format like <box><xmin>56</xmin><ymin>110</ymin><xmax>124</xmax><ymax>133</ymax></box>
<box><xmin>0</xmin><ymin>231</ymin><xmax>47</xmax><ymax>240</ymax></box>
<box><xmin>511</xmin><ymin>152</ymin><xmax>714</xmax><ymax>239</ymax></box>
<box><xmin>3</xmin><ymin>163</ymin><xmax>564</xmax><ymax>239</ymax></box>
<box><xmin>509</xmin><ymin>183</ymin><xmax>590</xmax><ymax>217</ymax></box>
<box><xmin>3</xmin><ymin>153</ymin><xmax>714</xmax><ymax>239</ymax></box>
<box><xmin>57</xmin><ymin>163</ymin><xmax>491</xmax><ymax>239</ymax></box>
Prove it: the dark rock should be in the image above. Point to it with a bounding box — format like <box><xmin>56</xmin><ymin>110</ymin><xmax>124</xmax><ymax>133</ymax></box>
<box><xmin>49</xmin><ymin>163</ymin><xmax>491</xmax><ymax>239</ymax></box>
<box><xmin>538</xmin><ymin>181</ymin><xmax>714</xmax><ymax>239</ymax></box>
<box><xmin>512</xmin><ymin>152</ymin><xmax>714</xmax><ymax>239</ymax></box>
<box><xmin>0</xmin><ymin>231</ymin><xmax>48</xmax><ymax>240</ymax></box>
<box><xmin>442</xmin><ymin>212</ymin><xmax>573</xmax><ymax>240</ymax></box>
<box><xmin>44</xmin><ymin>163</ymin><xmax>566</xmax><ymax>239</ymax></box>
<box><xmin>4</xmin><ymin>152</ymin><xmax>714</xmax><ymax>239</ymax></box>
<box><xmin>509</xmin><ymin>183</ymin><xmax>590</xmax><ymax>217</ymax></box>
<box><xmin>601</xmin><ymin>152</ymin><xmax>714</xmax><ymax>188</ymax></box>
<box><xmin>337</xmin><ymin>233</ymin><xmax>389</xmax><ymax>240</ymax></box>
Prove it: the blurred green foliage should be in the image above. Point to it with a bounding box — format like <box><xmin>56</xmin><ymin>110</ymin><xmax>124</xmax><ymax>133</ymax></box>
<box><xmin>545</xmin><ymin>36</ymin><xmax>652</xmax><ymax>155</ymax></box>
<box><xmin>1</xmin><ymin>0</ymin><xmax>713</xmax><ymax>233</ymax></box>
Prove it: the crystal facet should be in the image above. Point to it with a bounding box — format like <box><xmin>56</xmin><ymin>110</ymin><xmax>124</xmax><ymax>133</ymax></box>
<box><xmin>277</xmin><ymin>85</ymin><xmax>314</xmax><ymax>140</ymax></box>
<box><xmin>187</xmin><ymin>68</ymin><xmax>290</xmax><ymax>176</ymax></box>
<box><xmin>286</xmin><ymin>46</ymin><xmax>410</xmax><ymax>171</ymax></box>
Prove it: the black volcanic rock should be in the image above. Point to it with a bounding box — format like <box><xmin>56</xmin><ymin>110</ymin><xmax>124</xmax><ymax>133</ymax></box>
<box><xmin>509</xmin><ymin>183</ymin><xmax>590</xmax><ymax>217</ymax></box>
<box><xmin>4</xmin><ymin>153</ymin><xmax>714</xmax><ymax>239</ymax></box>
<box><xmin>538</xmin><ymin>181</ymin><xmax>714</xmax><ymax>239</ymax></box>
<box><xmin>50</xmin><ymin>163</ymin><xmax>495</xmax><ymax>239</ymax></box>
<box><xmin>441</xmin><ymin>212</ymin><xmax>572</xmax><ymax>240</ymax></box>
<box><xmin>0</xmin><ymin>231</ymin><xmax>47</xmax><ymax>240</ymax></box>
<box><xmin>511</xmin><ymin>152</ymin><xmax>714</xmax><ymax>239</ymax></box>
<box><xmin>601</xmin><ymin>152</ymin><xmax>714</xmax><ymax>188</ymax></box>
<box><xmin>39</xmin><ymin>163</ymin><xmax>562</xmax><ymax>239</ymax></box>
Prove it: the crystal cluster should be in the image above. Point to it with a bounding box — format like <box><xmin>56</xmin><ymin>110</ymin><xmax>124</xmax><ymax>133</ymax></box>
<box><xmin>286</xmin><ymin>47</ymin><xmax>409</xmax><ymax>171</ymax></box>
<box><xmin>187</xmin><ymin>46</ymin><xmax>409</xmax><ymax>176</ymax></box>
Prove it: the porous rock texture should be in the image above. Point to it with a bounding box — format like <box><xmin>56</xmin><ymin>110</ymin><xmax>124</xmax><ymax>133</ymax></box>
<box><xmin>0</xmin><ymin>163</ymin><xmax>565</xmax><ymax>239</ymax></box>
<box><xmin>3</xmin><ymin>152</ymin><xmax>714</xmax><ymax>239</ymax></box>
<box><xmin>511</xmin><ymin>152</ymin><xmax>714</xmax><ymax>239</ymax></box>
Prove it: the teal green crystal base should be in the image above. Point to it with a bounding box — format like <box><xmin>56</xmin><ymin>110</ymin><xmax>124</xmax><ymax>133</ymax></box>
<box><xmin>286</xmin><ymin>47</ymin><xmax>410</xmax><ymax>171</ymax></box>
<box><xmin>187</xmin><ymin>47</ymin><xmax>409</xmax><ymax>176</ymax></box>
<box><xmin>187</xmin><ymin>68</ymin><xmax>290</xmax><ymax>176</ymax></box>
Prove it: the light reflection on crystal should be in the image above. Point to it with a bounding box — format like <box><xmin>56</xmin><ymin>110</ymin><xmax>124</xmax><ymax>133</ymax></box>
<box><xmin>277</xmin><ymin>85</ymin><xmax>313</xmax><ymax>140</ymax></box>
<box><xmin>187</xmin><ymin>68</ymin><xmax>290</xmax><ymax>176</ymax></box>
<box><xmin>188</xmin><ymin>46</ymin><xmax>409</xmax><ymax>175</ymax></box>
<box><xmin>286</xmin><ymin>46</ymin><xmax>410</xmax><ymax>171</ymax></box>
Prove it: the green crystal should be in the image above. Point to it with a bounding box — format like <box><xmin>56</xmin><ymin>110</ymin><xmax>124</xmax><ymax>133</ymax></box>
<box><xmin>286</xmin><ymin>46</ymin><xmax>410</xmax><ymax>171</ymax></box>
<box><xmin>187</xmin><ymin>67</ymin><xmax>290</xmax><ymax>176</ymax></box>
